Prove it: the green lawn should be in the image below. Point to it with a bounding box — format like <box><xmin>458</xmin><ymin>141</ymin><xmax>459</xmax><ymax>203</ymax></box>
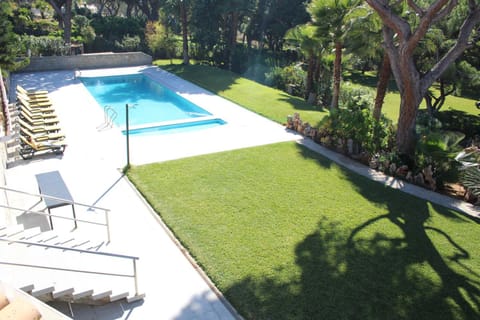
<box><xmin>155</xmin><ymin>60</ymin><xmax>478</xmax><ymax>126</ymax></box>
<box><xmin>135</xmin><ymin>60</ymin><xmax>479</xmax><ymax>318</ymax></box>
<box><xmin>128</xmin><ymin>142</ymin><xmax>479</xmax><ymax>319</ymax></box>
<box><xmin>154</xmin><ymin>60</ymin><xmax>329</xmax><ymax>127</ymax></box>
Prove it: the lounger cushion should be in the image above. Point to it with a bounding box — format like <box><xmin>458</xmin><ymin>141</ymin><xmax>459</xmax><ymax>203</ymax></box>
<box><xmin>0</xmin><ymin>293</ymin><xmax>9</xmax><ymax>310</ymax></box>
<box><xmin>0</xmin><ymin>297</ymin><xmax>41</xmax><ymax>319</ymax></box>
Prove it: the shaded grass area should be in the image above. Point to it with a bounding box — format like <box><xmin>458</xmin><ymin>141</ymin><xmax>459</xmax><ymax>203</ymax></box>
<box><xmin>128</xmin><ymin>142</ymin><xmax>479</xmax><ymax>320</ymax></box>
<box><xmin>154</xmin><ymin>61</ymin><xmax>328</xmax><ymax>127</ymax></box>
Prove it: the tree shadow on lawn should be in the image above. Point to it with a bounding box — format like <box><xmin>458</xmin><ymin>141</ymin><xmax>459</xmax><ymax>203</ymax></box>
<box><xmin>224</xmin><ymin>149</ymin><xmax>479</xmax><ymax>319</ymax></box>
<box><xmin>160</xmin><ymin>63</ymin><xmax>325</xmax><ymax>118</ymax></box>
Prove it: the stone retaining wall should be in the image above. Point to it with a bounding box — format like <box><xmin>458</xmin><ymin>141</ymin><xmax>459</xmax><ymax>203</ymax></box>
<box><xmin>19</xmin><ymin>52</ymin><xmax>152</xmax><ymax>72</ymax></box>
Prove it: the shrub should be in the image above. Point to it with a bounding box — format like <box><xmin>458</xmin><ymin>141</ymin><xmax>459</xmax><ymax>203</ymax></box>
<box><xmin>415</xmin><ymin>124</ymin><xmax>465</xmax><ymax>185</ymax></box>
<box><xmin>115</xmin><ymin>35</ymin><xmax>142</xmax><ymax>52</ymax></box>
<box><xmin>145</xmin><ymin>21</ymin><xmax>179</xmax><ymax>59</ymax></box>
<box><xmin>455</xmin><ymin>147</ymin><xmax>480</xmax><ymax>201</ymax></box>
<box><xmin>319</xmin><ymin>84</ymin><xmax>394</xmax><ymax>154</ymax></box>
<box><xmin>21</xmin><ymin>36</ymin><xmax>69</xmax><ymax>56</ymax></box>
<box><xmin>264</xmin><ymin>63</ymin><xmax>305</xmax><ymax>97</ymax></box>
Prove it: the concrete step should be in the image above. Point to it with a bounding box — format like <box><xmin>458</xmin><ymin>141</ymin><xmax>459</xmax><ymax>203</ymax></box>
<box><xmin>19</xmin><ymin>284</ymin><xmax>34</xmax><ymax>294</ymax></box>
<box><xmin>52</xmin><ymin>288</ymin><xmax>75</xmax><ymax>301</ymax></box>
<box><xmin>7</xmin><ymin>227</ymin><xmax>42</xmax><ymax>241</ymax></box>
<box><xmin>126</xmin><ymin>293</ymin><xmax>146</xmax><ymax>304</ymax></box>
<box><xmin>28</xmin><ymin>229</ymin><xmax>59</xmax><ymax>243</ymax></box>
<box><xmin>71</xmin><ymin>289</ymin><xmax>94</xmax><ymax>301</ymax></box>
<box><xmin>25</xmin><ymin>228</ymin><xmax>106</xmax><ymax>251</ymax></box>
<box><xmin>109</xmin><ymin>292</ymin><xmax>129</xmax><ymax>303</ymax></box>
<box><xmin>31</xmin><ymin>285</ymin><xmax>55</xmax><ymax>299</ymax></box>
<box><xmin>0</xmin><ymin>224</ymin><xmax>24</xmax><ymax>237</ymax></box>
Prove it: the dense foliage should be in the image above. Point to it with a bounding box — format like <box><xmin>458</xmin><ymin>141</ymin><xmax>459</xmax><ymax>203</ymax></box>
<box><xmin>2</xmin><ymin>0</ymin><xmax>480</xmax><ymax>196</ymax></box>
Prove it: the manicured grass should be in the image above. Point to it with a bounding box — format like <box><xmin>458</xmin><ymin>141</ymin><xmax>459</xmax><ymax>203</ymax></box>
<box><xmin>128</xmin><ymin>142</ymin><xmax>479</xmax><ymax>320</ymax></box>
<box><xmin>154</xmin><ymin>61</ymin><xmax>329</xmax><ymax>127</ymax></box>
<box><xmin>155</xmin><ymin>61</ymin><xmax>478</xmax><ymax>125</ymax></box>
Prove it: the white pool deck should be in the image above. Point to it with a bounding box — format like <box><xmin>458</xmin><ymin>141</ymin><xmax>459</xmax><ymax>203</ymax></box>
<box><xmin>5</xmin><ymin>65</ymin><xmax>301</xmax><ymax>319</ymax></box>
<box><xmin>4</xmin><ymin>66</ymin><xmax>478</xmax><ymax>319</ymax></box>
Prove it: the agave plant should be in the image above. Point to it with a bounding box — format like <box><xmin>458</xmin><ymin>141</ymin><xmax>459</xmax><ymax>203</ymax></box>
<box><xmin>455</xmin><ymin>147</ymin><xmax>480</xmax><ymax>200</ymax></box>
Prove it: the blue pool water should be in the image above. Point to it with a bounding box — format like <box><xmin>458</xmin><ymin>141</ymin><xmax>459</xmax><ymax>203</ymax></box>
<box><xmin>80</xmin><ymin>74</ymin><xmax>225</xmax><ymax>134</ymax></box>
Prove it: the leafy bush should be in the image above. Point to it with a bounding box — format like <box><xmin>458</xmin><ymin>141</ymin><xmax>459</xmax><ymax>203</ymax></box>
<box><xmin>115</xmin><ymin>35</ymin><xmax>142</xmax><ymax>52</ymax></box>
<box><xmin>415</xmin><ymin>119</ymin><xmax>465</xmax><ymax>184</ymax></box>
<box><xmin>73</xmin><ymin>15</ymin><xmax>95</xmax><ymax>45</ymax></box>
<box><xmin>21</xmin><ymin>36</ymin><xmax>69</xmax><ymax>56</ymax></box>
<box><xmin>89</xmin><ymin>16</ymin><xmax>146</xmax><ymax>52</ymax></box>
<box><xmin>433</xmin><ymin>110</ymin><xmax>480</xmax><ymax>141</ymax></box>
<box><xmin>145</xmin><ymin>21</ymin><xmax>179</xmax><ymax>58</ymax></box>
<box><xmin>339</xmin><ymin>82</ymin><xmax>374</xmax><ymax>109</ymax></box>
<box><xmin>319</xmin><ymin>84</ymin><xmax>394</xmax><ymax>154</ymax></box>
<box><xmin>264</xmin><ymin>63</ymin><xmax>305</xmax><ymax>97</ymax></box>
<box><xmin>456</xmin><ymin>60</ymin><xmax>480</xmax><ymax>97</ymax></box>
<box><xmin>455</xmin><ymin>147</ymin><xmax>480</xmax><ymax>200</ymax></box>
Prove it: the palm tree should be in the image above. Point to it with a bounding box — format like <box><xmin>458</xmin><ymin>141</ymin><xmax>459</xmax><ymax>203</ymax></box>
<box><xmin>345</xmin><ymin>4</ymin><xmax>390</xmax><ymax>120</ymax></box>
<box><xmin>308</xmin><ymin>0</ymin><xmax>360</xmax><ymax>110</ymax></box>
<box><xmin>284</xmin><ymin>24</ymin><xmax>327</xmax><ymax>102</ymax></box>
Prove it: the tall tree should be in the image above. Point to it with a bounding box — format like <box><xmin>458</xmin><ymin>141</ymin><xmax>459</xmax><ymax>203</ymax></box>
<box><xmin>218</xmin><ymin>0</ymin><xmax>255</xmax><ymax>70</ymax></box>
<box><xmin>366</xmin><ymin>0</ymin><xmax>480</xmax><ymax>159</ymax></box>
<box><xmin>165</xmin><ymin>0</ymin><xmax>190</xmax><ymax>65</ymax></box>
<box><xmin>47</xmin><ymin>0</ymin><xmax>73</xmax><ymax>44</ymax></box>
<box><xmin>0</xmin><ymin>0</ymin><xmax>23</xmax><ymax>70</ymax></box>
<box><xmin>284</xmin><ymin>24</ymin><xmax>327</xmax><ymax>102</ymax></box>
<box><xmin>346</xmin><ymin>4</ymin><xmax>391</xmax><ymax>120</ymax></box>
<box><xmin>308</xmin><ymin>0</ymin><xmax>360</xmax><ymax>110</ymax></box>
<box><xmin>179</xmin><ymin>0</ymin><xmax>189</xmax><ymax>65</ymax></box>
<box><xmin>247</xmin><ymin>0</ymin><xmax>310</xmax><ymax>52</ymax></box>
<box><xmin>190</xmin><ymin>0</ymin><xmax>219</xmax><ymax>61</ymax></box>
<box><xmin>137</xmin><ymin>0</ymin><xmax>163</xmax><ymax>21</ymax></box>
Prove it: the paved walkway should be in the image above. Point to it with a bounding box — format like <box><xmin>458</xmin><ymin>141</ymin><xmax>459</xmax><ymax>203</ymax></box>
<box><xmin>5</xmin><ymin>66</ymin><xmax>300</xmax><ymax>319</ymax></box>
<box><xmin>3</xmin><ymin>65</ymin><xmax>478</xmax><ymax>319</ymax></box>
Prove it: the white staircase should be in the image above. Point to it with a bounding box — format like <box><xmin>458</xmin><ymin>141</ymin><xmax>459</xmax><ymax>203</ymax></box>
<box><xmin>0</xmin><ymin>220</ymin><xmax>145</xmax><ymax>307</ymax></box>
<box><xmin>1</xmin><ymin>280</ymin><xmax>72</xmax><ymax>319</ymax></box>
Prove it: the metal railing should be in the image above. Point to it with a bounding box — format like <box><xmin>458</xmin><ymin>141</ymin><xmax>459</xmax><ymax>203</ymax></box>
<box><xmin>0</xmin><ymin>186</ymin><xmax>111</xmax><ymax>242</ymax></box>
<box><xmin>0</xmin><ymin>237</ymin><xmax>140</xmax><ymax>297</ymax></box>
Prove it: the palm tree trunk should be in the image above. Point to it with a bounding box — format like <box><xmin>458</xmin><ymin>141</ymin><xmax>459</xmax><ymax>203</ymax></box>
<box><xmin>305</xmin><ymin>54</ymin><xmax>316</xmax><ymax>100</ymax></box>
<box><xmin>331</xmin><ymin>41</ymin><xmax>342</xmax><ymax>109</ymax></box>
<box><xmin>373</xmin><ymin>52</ymin><xmax>391</xmax><ymax>121</ymax></box>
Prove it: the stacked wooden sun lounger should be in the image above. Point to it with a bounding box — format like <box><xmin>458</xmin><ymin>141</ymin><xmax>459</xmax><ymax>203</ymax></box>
<box><xmin>15</xmin><ymin>85</ymin><xmax>67</xmax><ymax>160</ymax></box>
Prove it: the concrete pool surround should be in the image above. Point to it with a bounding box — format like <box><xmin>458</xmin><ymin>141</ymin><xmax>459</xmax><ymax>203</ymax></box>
<box><xmin>6</xmin><ymin>65</ymin><xmax>300</xmax><ymax>319</ymax></box>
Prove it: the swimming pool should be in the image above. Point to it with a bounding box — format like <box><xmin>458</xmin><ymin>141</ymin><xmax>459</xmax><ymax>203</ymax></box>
<box><xmin>80</xmin><ymin>74</ymin><xmax>225</xmax><ymax>134</ymax></box>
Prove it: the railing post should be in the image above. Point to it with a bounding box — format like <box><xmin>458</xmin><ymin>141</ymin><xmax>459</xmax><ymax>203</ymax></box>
<box><xmin>133</xmin><ymin>259</ymin><xmax>139</xmax><ymax>295</ymax></box>
<box><xmin>105</xmin><ymin>209</ymin><xmax>111</xmax><ymax>243</ymax></box>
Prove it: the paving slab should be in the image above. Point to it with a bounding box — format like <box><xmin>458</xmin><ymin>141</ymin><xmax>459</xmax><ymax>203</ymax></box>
<box><xmin>5</xmin><ymin>66</ymin><xmax>301</xmax><ymax>319</ymax></box>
